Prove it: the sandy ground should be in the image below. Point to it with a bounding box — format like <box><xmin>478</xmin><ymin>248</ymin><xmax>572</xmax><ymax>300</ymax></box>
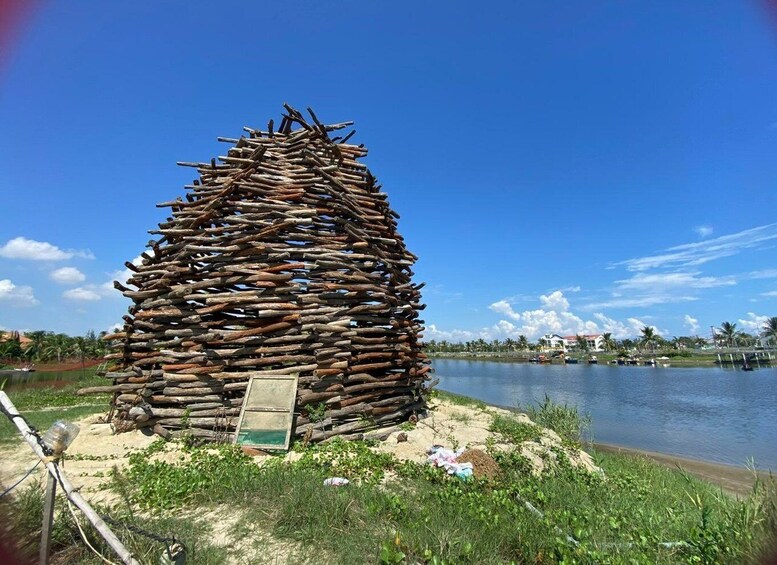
<box><xmin>2</xmin><ymin>399</ymin><xmax>763</xmax><ymax>503</ymax></box>
<box><xmin>1</xmin><ymin>397</ymin><xmax>767</xmax><ymax>562</ymax></box>
<box><xmin>0</xmin><ymin>413</ymin><xmax>158</xmax><ymax>506</ymax></box>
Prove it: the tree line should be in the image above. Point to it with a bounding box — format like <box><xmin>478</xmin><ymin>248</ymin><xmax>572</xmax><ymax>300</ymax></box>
<box><xmin>0</xmin><ymin>329</ymin><xmax>109</xmax><ymax>365</ymax></box>
<box><xmin>426</xmin><ymin>317</ymin><xmax>777</xmax><ymax>354</ymax></box>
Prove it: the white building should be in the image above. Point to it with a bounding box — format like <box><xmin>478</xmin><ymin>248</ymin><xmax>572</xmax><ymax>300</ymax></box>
<box><xmin>540</xmin><ymin>334</ymin><xmax>566</xmax><ymax>350</ymax></box>
<box><xmin>562</xmin><ymin>334</ymin><xmax>604</xmax><ymax>351</ymax></box>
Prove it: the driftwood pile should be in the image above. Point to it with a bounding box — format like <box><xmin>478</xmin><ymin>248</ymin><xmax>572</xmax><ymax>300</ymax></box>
<box><xmin>80</xmin><ymin>105</ymin><xmax>430</xmax><ymax>442</ymax></box>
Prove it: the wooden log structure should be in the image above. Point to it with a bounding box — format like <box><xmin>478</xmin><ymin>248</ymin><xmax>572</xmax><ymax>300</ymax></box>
<box><xmin>82</xmin><ymin>105</ymin><xmax>430</xmax><ymax>442</ymax></box>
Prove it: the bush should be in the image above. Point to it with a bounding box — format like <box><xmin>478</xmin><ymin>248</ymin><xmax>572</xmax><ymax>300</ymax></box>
<box><xmin>524</xmin><ymin>394</ymin><xmax>591</xmax><ymax>446</ymax></box>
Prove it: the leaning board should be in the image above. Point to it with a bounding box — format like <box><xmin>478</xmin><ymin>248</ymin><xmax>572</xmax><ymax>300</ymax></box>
<box><xmin>234</xmin><ymin>375</ymin><xmax>298</xmax><ymax>451</ymax></box>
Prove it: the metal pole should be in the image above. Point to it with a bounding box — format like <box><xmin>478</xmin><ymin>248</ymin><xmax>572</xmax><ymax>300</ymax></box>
<box><xmin>0</xmin><ymin>392</ymin><xmax>139</xmax><ymax>565</ymax></box>
<box><xmin>39</xmin><ymin>473</ymin><xmax>57</xmax><ymax>565</ymax></box>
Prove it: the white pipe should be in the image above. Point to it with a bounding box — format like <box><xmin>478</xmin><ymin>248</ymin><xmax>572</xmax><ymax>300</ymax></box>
<box><xmin>0</xmin><ymin>392</ymin><xmax>139</xmax><ymax>565</ymax></box>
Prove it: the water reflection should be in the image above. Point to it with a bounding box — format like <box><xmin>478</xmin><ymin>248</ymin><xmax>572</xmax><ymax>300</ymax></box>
<box><xmin>432</xmin><ymin>359</ymin><xmax>777</xmax><ymax>470</ymax></box>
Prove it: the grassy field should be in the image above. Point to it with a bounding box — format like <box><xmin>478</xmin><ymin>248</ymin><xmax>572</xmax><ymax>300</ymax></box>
<box><xmin>1</xmin><ymin>387</ymin><xmax>776</xmax><ymax>563</ymax></box>
<box><xmin>0</xmin><ymin>369</ymin><xmax>107</xmax><ymax>444</ymax></box>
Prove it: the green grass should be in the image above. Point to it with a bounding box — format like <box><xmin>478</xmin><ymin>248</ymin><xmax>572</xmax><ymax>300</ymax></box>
<box><xmin>0</xmin><ymin>483</ymin><xmax>229</xmax><ymax>564</ymax></box>
<box><xmin>1</xmin><ymin>373</ymin><xmax>109</xmax><ymax>444</ymax></box>
<box><xmin>106</xmin><ymin>429</ymin><xmax>776</xmax><ymax>563</ymax></box>
<box><xmin>490</xmin><ymin>413</ymin><xmax>543</xmax><ymax>444</ymax></box>
<box><xmin>3</xmin><ymin>389</ymin><xmax>776</xmax><ymax>563</ymax></box>
<box><xmin>435</xmin><ymin>389</ymin><xmax>487</xmax><ymax>411</ymax></box>
<box><xmin>522</xmin><ymin>393</ymin><xmax>592</xmax><ymax>446</ymax></box>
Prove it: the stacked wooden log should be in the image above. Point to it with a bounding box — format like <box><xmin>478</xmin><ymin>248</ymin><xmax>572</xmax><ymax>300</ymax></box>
<box><xmin>81</xmin><ymin>105</ymin><xmax>430</xmax><ymax>442</ymax></box>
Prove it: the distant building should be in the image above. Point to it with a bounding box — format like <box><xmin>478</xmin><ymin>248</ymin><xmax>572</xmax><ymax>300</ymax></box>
<box><xmin>562</xmin><ymin>334</ymin><xmax>604</xmax><ymax>352</ymax></box>
<box><xmin>0</xmin><ymin>331</ymin><xmax>32</xmax><ymax>348</ymax></box>
<box><xmin>540</xmin><ymin>334</ymin><xmax>566</xmax><ymax>350</ymax></box>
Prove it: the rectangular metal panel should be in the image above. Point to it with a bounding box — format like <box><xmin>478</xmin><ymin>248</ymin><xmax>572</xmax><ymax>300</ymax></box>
<box><xmin>234</xmin><ymin>374</ymin><xmax>298</xmax><ymax>451</ymax></box>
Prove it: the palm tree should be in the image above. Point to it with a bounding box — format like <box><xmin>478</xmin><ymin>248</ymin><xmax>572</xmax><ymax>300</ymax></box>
<box><xmin>640</xmin><ymin>326</ymin><xmax>658</xmax><ymax>353</ymax></box>
<box><xmin>601</xmin><ymin>332</ymin><xmax>616</xmax><ymax>352</ymax></box>
<box><xmin>43</xmin><ymin>333</ymin><xmax>71</xmax><ymax>363</ymax></box>
<box><xmin>575</xmin><ymin>334</ymin><xmax>590</xmax><ymax>352</ymax></box>
<box><xmin>517</xmin><ymin>335</ymin><xmax>529</xmax><ymax>351</ymax></box>
<box><xmin>718</xmin><ymin>321</ymin><xmax>737</xmax><ymax>348</ymax></box>
<box><xmin>762</xmin><ymin>317</ymin><xmax>777</xmax><ymax>346</ymax></box>
<box><xmin>23</xmin><ymin>330</ymin><xmax>50</xmax><ymax>361</ymax></box>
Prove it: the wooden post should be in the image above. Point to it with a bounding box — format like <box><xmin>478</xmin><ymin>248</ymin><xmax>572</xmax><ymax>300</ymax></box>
<box><xmin>39</xmin><ymin>473</ymin><xmax>57</xmax><ymax>565</ymax></box>
<box><xmin>0</xmin><ymin>392</ymin><xmax>139</xmax><ymax>565</ymax></box>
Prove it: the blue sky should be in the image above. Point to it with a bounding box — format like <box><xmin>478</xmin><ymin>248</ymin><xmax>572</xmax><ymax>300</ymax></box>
<box><xmin>0</xmin><ymin>1</ymin><xmax>775</xmax><ymax>341</ymax></box>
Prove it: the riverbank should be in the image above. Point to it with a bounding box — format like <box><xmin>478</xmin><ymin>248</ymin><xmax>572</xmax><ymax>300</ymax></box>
<box><xmin>2</xmin><ymin>380</ymin><xmax>776</xmax><ymax>562</ymax></box>
<box><xmin>451</xmin><ymin>391</ymin><xmax>769</xmax><ymax>497</ymax></box>
<box><xmin>433</xmin><ymin>357</ymin><xmax>777</xmax><ymax>470</ymax></box>
<box><xmin>427</xmin><ymin>351</ymin><xmax>773</xmax><ymax>368</ymax></box>
<box><xmin>592</xmin><ymin>443</ymin><xmax>770</xmax><ymax>497</ymax></box>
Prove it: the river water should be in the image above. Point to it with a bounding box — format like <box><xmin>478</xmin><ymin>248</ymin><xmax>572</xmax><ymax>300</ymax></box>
<box><xmin>432</xmin><ymin>359</ymin><xmax>777</xmax><ymax>470</ymax></box>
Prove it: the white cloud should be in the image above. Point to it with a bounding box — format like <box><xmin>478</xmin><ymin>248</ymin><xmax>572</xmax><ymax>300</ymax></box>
<box><xmin>427</xmin><ymin>295</ymin><xmax>656</xmax><ymax>344</ymax></box>
<box><xmin>584</xmin><ymin>294</ymin><xmax>697</xmax><ymax>310</ymax></box>
<box><xmin>489</xmin><ymin>300</ymin><xmax>520</xmax><ymax>321</ymax></box>
<box><xmin>583</xmin><ymin>271</ymin><xmax>735</xmax><ymax>310</ymax></box>
<box><xmin>0</xmin><ymin>237</ymin><xmax>94</xmax><ymax>261</ymax></box>
<box><xmin>683</xmin><ymin>314</ymin><xmax>700</xmax><ymax>333</ymax></box>
<box><xmin>431</xmin><ymin>287</ymin><xmax>710</xmax><ymax>344</ymax></box>
<box><xmin>617</xmin><ymin>223</ymin><xmax>777</xmax><ymax>272</ymax></box>
<box><xmin>592</xmin><ymin>313</ymin><xmax>648</xmax><ymax>339</ymax></box>
<box><xmin>63</xmin><ymin>287</ymin><xmax>102</xmax><ymax>301</ymax></box>
<box><xmin>762</xmin><ymin>290</ymin><xmax>777</xmax><ymax>297</ymax></box>
<box><xmin>0</xmin><ymin>279</ymin><xmax>39</xmax><ymax>307</ymax></box>
<box><xmin>737</xmin><ymin>313</ymin><xmax>769</xmax><ymax>334</ymax></box>
<box><xmin>50</xmin><ymin>266</ymin><xmax>86</xmax><ymax>284</ymax></box>
<box><xmin>749</xmin><ymin>269</ymin><xmax>777</xmax><ymax>279</ymax></box>
<box><xmin>694</xmin><ymin>225</ymin><xmax>713</xmax><ymax>238</ymax></box>
<box><xmin>424</xmin><ymin>324</ymin><xmax>478</xmax><ymax>342</ymax></box>
<box><xmin>617</xmin><ymin>272</ymin><xmax>736</xmax><ymax>291</ymax></box>
<box><xmin>488</xmin><ymin>290</ymin><xmax>599</xmax><ymax>339</ymax></box>
<box><xmin>540</xmin><ymin>290</ymin><xmax>569</xmax><ymax>311</ymax></box>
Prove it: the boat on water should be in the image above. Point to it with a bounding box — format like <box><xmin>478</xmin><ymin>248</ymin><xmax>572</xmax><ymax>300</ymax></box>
<box><xmin>0</xmin><ymin>366</ymin><xmax>35</xmax><ymax>378</ymax></box>
<box><xmin>565</xmin><ymin>357</ymin><xmax>579</xmax><ymax>364</ymax></box>
<box><xmin>644</xmin><ymin>359</ymin><xmax>656</xmax><ymax>367</ymax></box>
<box><xmin>588</xmin><ymin>355</ymin><xmax>598</xmax><ymax>364</ymax></box>
<box><xmin>528</xmin><ymin>354</ymin><xmax>553</xmax><ymax>364</ymax></box>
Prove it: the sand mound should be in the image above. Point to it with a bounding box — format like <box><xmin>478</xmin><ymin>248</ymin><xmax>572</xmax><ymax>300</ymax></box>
<box><xmin>458</xmin><ymin>449</ymin><xmax>500</xmax><ymax>480</ymax></box>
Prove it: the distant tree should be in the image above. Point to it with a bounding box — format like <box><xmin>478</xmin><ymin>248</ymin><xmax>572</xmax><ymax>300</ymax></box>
<box><xmin>639</xmin><ymin>326</ymin><xmax>658</xmax><ymax>353</ymax></box>
<box><xmin>517</xmin><ymin>335</ymin><xmax>529</xmax><ymax>351</ymax></box>
<box><xmin>736</xmin><ymin>332</ymin><xmax>755</xmax><ymax>348</ymax></box>
<box><xmin>718</xmin><ymin>321</ymin><xmax>737</xmax><ymax>347</ymax></box>
<box><xmin>43</xmin><ymin>333</ymin><xmax>71</xmax><ymax>363</ymax></box>
<box><xmin>601</xmin><ymin>332</ymin><xmax>616</xmax><ymax>352</ymax></box>
<box><xmin>575</xmin><ymin>334</ymin><xmax>590</xmax><ymax>352</ymax></box>
<box><xmin>0</xmin><ymin>335</ymin><xmax>23</xmax><ymax>362</ymax></box>
<box><xmin>654</xmin><ymin>336</ymin><xmax>669</xmax><ymax>351</ymax></box>
<box><xmin>762</xmin><ymin>317</ymin><xmax>777</xmax><ymax>346</ymax></box>
<box><xmin>23</xmin><ymin>330</ymin><xmax>50</xmax><ymax>361</ymax></box>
